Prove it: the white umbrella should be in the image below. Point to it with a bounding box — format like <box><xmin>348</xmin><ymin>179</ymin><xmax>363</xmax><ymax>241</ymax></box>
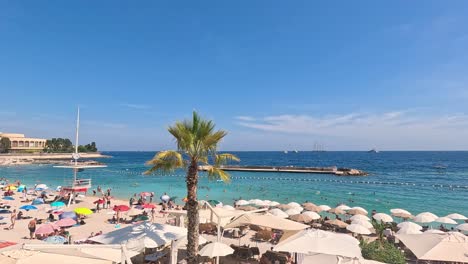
<box><xmin>350</xmin><ymin>207</ymin><xmax>368</xmax><ymax>215</ymax></box>
<box><xmin>274</xmin><ymin>229</ymin><xmax>362</xmax><ymax>258</ymax></box>
<box><xmin>390</xmin><ymin>208</ymin><xmax>411</xmax><ymax>215</ymax></box>
<box><xmin>351</xmin><ymin>219</ymin><xmax>373</xmax><ymax>229</ymax></box>
<box><xmin>222</xmin><ymin>205</ymin><xmax>235</xmax><ymax>211</ymax></box>
<box><xmin>446</xmin><ymin>213</ymin><xmax>467</xmax><ymax>220</ymax></box>
<box><xmin>397</xmin><ymin>222</ymin><xmax>422</xmax><ymax>230</ymax></box>
<box><xmin>336</xmin><ymin>205</ymin><xmax>351</xmax><ymax>211</ymax></box>
<box><xmin>263</xmin><ymin>200</ymin><xmax>272</xmax><ymax>206</ymax></box>
<box><xmin>373</xmin><ymin>213</ymin><xmax>393</xmax><ymax>223</ymax></box>
<box><xmin>318</xmin><ymin>205</ymin><xmax>331</xmax><ymax>211</ymax></box>
<box><xmin>160</xmin><ymin>195</ymin><xmax>170</xmax><ymax>202</ymax></box>
<box><xmin>235</xmin><ymin>200</ymin><xmax>249</xmax><ymax>206</ymax></box>
<box><xmin>285</xmin><ymin>208</ymin><xmax>302</xmax><ymax>216</ymax></box>
<box><xmin>435</xmin><ymin>217</ymin><xmax>457</xmax><ymax>225</ymax></box>
<box><xmin>456</xmin><ymin>223</ymin><xmax>468</xmax><ymax>232</ymax></box>
<box><xmin>414</xmin><ymin>212</ymin><xmax>438</xmax><ymax>223</ymax></box>
<box><xmin>350</xmin><ymin>215</ymin><xmax>370</xmax><ymax>221</ymax></box>
<box><xmin>199</xmin><ymin>242</ymin><xmax>234</xmax><ymax>258</ymax></box>
<box><xmin>268</xmin><ymin>209</ymin><xmax>288</xmax><ymax>219</ymax></box>
<box><xmin>249</xmin><ymin>199</ymin><xmax>263</xmax><ymax>205</ymax></box>
<box><xmin>424</xmin><ymin>229</ymin><xmax>445</xmax><ymax>234</ymax></box>
<box><xmin>287</xmin><ymin>202</ymin><xmax>301</xmax><ymax>208</ymax></box>
<box><xmin>397</xmin><ymin>227</ymin><xmax>423</xmax><ymax>235</ymax></box>
<box><xmin>302</xmin><ymin>211</ymin><xmax>321</xmax><ymax>220</ymax></box>
<box><xmin>269</xmin><ymin>201</ymin><xmax>280</xmax><ymax>207</ymax></box>
<box><xmin>346</xmin><ymin>224</ymin><xmax>372</xmax><ymax>235</ymax></box>
<box><xmin>36</xmin><ymin>184</ymin><xmax>48</xmax><ymax>190</ymax></box>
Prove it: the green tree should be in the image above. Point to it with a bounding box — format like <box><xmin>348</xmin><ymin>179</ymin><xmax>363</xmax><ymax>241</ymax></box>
<box><xmin>44</xmin><ymin>138</ymin><xmax>75</xmax><ymax>152</ymax></box>
<box><xmin>360</xmin><ymin>239</ymin><xmax>406</xmax><ymax>264</ymax></box>
<box><xmin>144</xmin><ymin>112</ymin><xmax>239</xmax><ymax>263</ymax></box>
<box><xmin>0</xmin><ymin>137</ymin><xmax>11</xmax><ymax>153</ymax></box>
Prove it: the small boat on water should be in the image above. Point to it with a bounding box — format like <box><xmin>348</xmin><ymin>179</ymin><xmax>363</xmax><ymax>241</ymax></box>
<box><xmin>284</xmin><ymin>150</ymin><xmax>288</xmax><ymax>154</ymax></box>
<box><xmin>293</xmin><ymin>150</ymin><xmax>299</xmax><ymax>153</ymax></box>
<box><xmin>368</xmin><ymin>149</ymin><xmax>379</xmax><ymax>153</ymax></box>
<box><xmin>433</xmin><ymin>164</ymin><xmax>447</xmax><ymax>170</ymax></box>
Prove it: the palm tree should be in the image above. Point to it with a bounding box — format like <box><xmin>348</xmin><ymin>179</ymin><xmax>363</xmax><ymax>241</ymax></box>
<box><xmin>144</xmin><ymin>111</ymin><xmax>239</xmax><ymax>263</ymax></box>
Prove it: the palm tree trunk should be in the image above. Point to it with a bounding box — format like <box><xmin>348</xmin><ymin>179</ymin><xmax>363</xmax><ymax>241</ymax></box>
<box><xmin>186</xmin><ymin>158</ymin><xmax>200</xmax><ymax>264</ymax></box>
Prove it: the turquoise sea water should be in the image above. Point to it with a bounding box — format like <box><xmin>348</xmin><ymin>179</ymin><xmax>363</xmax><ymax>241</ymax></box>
<box><xmin>1</xmin><ymin>151</ymin><xmax>467</xmax><ymax>217</ymax></box>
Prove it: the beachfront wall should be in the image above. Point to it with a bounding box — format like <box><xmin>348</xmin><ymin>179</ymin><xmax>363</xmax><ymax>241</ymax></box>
<box><xmin>0</xmin><ymin>133</ymin><xmax>46</xmax><ymax>152</ymax></box>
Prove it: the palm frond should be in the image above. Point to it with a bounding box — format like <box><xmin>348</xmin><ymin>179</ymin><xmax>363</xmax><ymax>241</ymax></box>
<box><xmin>144</xmin><ymin>150</ymin><xmax>184</xmax><ymax>175</ymax></box>
<box><xmin>206</xmin><ymin>167</ymin><xmax>231</xmax><ymax>183</ymax></box>
<box><xmin>215</xmin><ymin>153</ymin><xmax>240</xmax><ymax>166</ymax></box>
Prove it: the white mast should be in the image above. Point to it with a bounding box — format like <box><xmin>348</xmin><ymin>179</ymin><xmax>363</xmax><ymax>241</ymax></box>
<box><xmin>74</xmin><ymin>107</ymin><xmax>80</xmax><ymax>166</ymax></box>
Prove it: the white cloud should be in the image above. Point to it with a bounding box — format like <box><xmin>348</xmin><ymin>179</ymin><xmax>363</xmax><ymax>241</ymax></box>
<box><xmin>235</xmin><ymin>116</ymin><xmax>256</xmax><ymax>121</ymax></box>
<box><xmin>121</xmin><ymin>103</ymin><xmax>151</xmax><ymax>110</ymax></box>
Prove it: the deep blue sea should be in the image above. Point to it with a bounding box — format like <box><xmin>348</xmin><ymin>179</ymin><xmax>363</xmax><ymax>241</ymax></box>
<box><xmin>1</xmin><ymin>151</ymin><xmax>467</xmax><ymax>217</ymax></box>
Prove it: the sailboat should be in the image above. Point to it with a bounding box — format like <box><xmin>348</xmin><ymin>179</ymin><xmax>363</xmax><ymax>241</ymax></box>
<box><xmin>54</xmin><ymin>107</ymin><xmax>107</xmax><ymax>206</ymax></box>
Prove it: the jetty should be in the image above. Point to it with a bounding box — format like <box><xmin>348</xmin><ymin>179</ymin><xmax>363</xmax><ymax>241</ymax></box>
<box><xmin>199</xmin><ymin>165</ymin><xmax>368</xmax><ymax>176</ymax></box>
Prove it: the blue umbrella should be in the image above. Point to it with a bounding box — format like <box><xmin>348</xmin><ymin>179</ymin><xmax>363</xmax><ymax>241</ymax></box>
<box><xmin>51</xmin><ymin>201</ymin><xmax>65</xmax><ymax>208</ymax></box>
<box><xmin>20</xmin><ymin>205</ymin><xmax>38</xmax><ymax>211</ymax></box>
<box><xmin>0</xmin><ymin>209</ymin><xmax>12</xmax><ymax>214</ymax></box>
<box><xmin>43</xmin><ymin>235</ymin><xmax>67</xmax><ymax>244</ymax></box>
<box><xmin>2</xmin><ymin>196</ymin><xmax>14</xmax><ymax>200</ymax></box>
<box><xmin>32</xmin><ymin>198</ymin><xmax>44</xmax><ymax>205</ymax></box>
<box><xmin>59</xmin><ymin>211</ymin><xmax>77</xmax><ymax>220</ymax></box>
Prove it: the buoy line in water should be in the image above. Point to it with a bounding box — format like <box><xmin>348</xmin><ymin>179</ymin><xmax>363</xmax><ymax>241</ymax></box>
<box><xmin>106</xmin><ymin>169</ymin><xmax>468</xmax><ymax>190</ymax></box>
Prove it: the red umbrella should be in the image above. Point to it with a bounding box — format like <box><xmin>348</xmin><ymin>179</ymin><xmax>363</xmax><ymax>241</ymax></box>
<box><xmin>93</xmin><ymin>199</ymin><xmax>104</xmax><ymax>204</ymax></box>
<box><xmin>35</xmin><ymin>223</ymin><xmax>59</xmax><ymax>235</ymax></box>
<box><xmin>142</xmin><ymin>204</ymin><xmax>156</xmax><ymax>209</ymax></box>
<box><xmin>113</xmin><ymin>205</ymin><xmax>130</xmax><ymax>212</ymax></box>
<box><xmin>56</xmin><ymin>218</ymin><xmax>77</xmax><ymax>227</ymax></box>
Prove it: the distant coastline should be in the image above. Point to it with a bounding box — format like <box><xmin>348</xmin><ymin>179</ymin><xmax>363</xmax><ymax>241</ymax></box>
<box><xmin>0</xmin><ymin>152</ymin><xmax>111</xmax><ymax>166</ymax></box>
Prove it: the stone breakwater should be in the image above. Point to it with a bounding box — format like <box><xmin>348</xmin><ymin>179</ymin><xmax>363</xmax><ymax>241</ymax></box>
<box><xmin>0</xmin><ymin>152</ymin><xmax>110</xmax><ymax>166</ymax></box>
<box><xmin>199</xmin><ymin>165</ymin><xmax>368</xmax><ymax>176</ymax></box>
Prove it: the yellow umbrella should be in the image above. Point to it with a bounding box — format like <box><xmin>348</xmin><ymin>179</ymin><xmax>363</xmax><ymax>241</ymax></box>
<box><xmin>74</xmin><ymin>208</ymin><xmax>93</xmax><ymax>215</ymax></box>
<box><xmin>6</xmin><ymin>185</ymin><xmax>17</xmax><ymax>191</ymax></box>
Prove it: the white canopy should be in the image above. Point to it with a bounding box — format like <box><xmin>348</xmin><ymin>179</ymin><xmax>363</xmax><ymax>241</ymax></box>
<box><xmin>397</xmin><ymin>227</ymin><xmax>422</xmax><ymax>235</ymax></box>
<box><xmin>235</xmin><ymin>200</ymin><xmax>249</xmax><ymax>206</ymax></box>
<box><xmin>396</xmin><ymin>232</ymin><xmax>468</xmax><ymax>262</ymax></box>
<box><xmin>302</xmin><ymin>211</ymin><xmax>321</xmax><ymax>220</ymax></box>
<box><xmin>0</xmin><ymin>249</ymin><xmax>112</xmax><ymax>264</ymax></box>
<box><xmin>424</xmin><ymin>229</ymin><xmax>445</xmax><ymax>234</ymax></box>
<box><xmin>397</xmin><ymin>222</ymin><xmax>422</xmax><ymax>230</ymax></box>
<box><xmin>372</xmin><ymin>213</ymin><xmax>393</xmax><ymax>223</ymax></box>
<box><xmin>336</xmin><ymin>205</ymin><xmax>351</xmax><ymax>211</ymax></box>
<box><xmin>351</xmin><ymin>220</ymin><xmax>373</xmax><ymax>229</ymax></box>
<box><xmin>434</xmin><ymin>217</ymin><xmax>457</xmax><ymax>225</ymax></box>
<box><xmin>346</xmin><ymin>224</ymin><xmax>371</xmax><ymax>235</ymax></box>
<box><xmin>350</xmin><ymin>215</ymin><xmax>370</xmax><ymax>222</ymax></box>
<box><xmin>268</xmin><ymin>209</ymin><xmax>288</xmax><ymax>219</ymax></box>
<box><xmin>89</xmin><ymin>222</ymin><xmax>206</xmax><ymax>251</ymax></box>
<box><xmin>222</xmin><ymin>205</ymin><xmax>235</xmax><ymax>211</ymax></box>
<box><xmin>287</xmin><ymin>202</ymin><xmax>301</xmax><ymax>208</ymax></box>
<box><xmin>350</xmin><ymin>207</ymin><xmax>368</xmax><ymax>214</ymax></box>
<box><xmin>301</xmin><ymin>254</ymin><xmax>386</xmax><ymax>264</ymax></box>
<box><xmin>318</xmin><ymin>205</ymin><xmax>331</xmax><ymax>211</ymax></box>
<box><xmin>285</xmin><ymin>208</ymin><xmax>303</xmax><ymax>216</ymax></box>
<box><xmin>456</xmin><ymin>223</ymin><xmax>468</xmax><ymax>232</ymax></box>
<box><xmin>446</xmin><ymin>213</ymin><xmax>467</xmax><ymax>220</ymax></box>
<box><xmin>274</xmin><ymin>229</ymin><xmax>362</xmax><ymax>258</ymax></box>
<box><xmin>390</xmin><ymin>208</ymin><xmax>411</xmax><ymax>215</ymax></box>
<box><xmin>199</xmin><ymin>242</ymin><xmax>234</xmax><ymax>258</ymax></box>
<box><xmin>414</xmin><ymin>212</ymin><xmax>438</xmax><ymax>223</ymax></box>
<box><xmin>225</xmin><ymin>213</ymin><xmax>308</xmax><ymax>231</ymax></box>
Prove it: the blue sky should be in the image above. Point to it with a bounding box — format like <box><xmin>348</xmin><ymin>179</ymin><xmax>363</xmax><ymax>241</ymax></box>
<box><xmin>1</xmin><ymin>1</ymin><xmax>468</xmax><ymax>150</ymax></box>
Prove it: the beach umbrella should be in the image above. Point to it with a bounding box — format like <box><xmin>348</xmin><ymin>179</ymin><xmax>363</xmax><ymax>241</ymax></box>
<box><xmin>93</xmin><ymin>199</ymin><xmax>104</xmax><ymax>204</ymax></box>
<box><xmin>414</xmin><ymin>212</ymin><xmax>438</xmax><ymax>223</ymax></box>
<box><xmin>0</xmin><ymin>209</ymin><xmax>12</xmax><ymax>214</ymax></box>
<box><xmin>269</xmin><ymin>201</ymin><xmax>280</xmax><ymax>207</ymax></box>
<box><xmin>276</xmin><ymin>204</ymin><xmax>292</xmax><ymax>210</ymax></box>
<box><xmin>142</xmin><ymin>204</ymin><xmax>156</xmax><ymax>209</ymax></box>
<box><xmin>235</xmin><ymin>200</ymin><xmax>249</xmax><ymax>206</ymax></box>
<box><xmin>35</xmin><ymin>223</ymin><xmax>59</xmax><ymax>235</ymax></box>
<box><xmin>287</xmin><ymin>202</ymin><xmax>301</xmax><ymax>208</ymax></box>
<box><xmin>274</xmin><ymin>229</ymin><xmax>361</xmax><ymax>258</ymax></box>
<box><xmin>19</xmin><ymin>205</ymin><xmax>37</xmax><ymax>211</ymax></box>
<box><xmin>397</xmin><ymin>227</ymin><xmax>423</xmax><ymax>235</ymax></box>
<box><xmin>133</xmin><ymin>215</ymin><xmax>149</xmax><ymax>221</ymax></box>
<box><xmin>160</xmin><ymin>194</ymin><xmax>170</xmax><ymax>202</ymax></box>
<box><xmin>222</xmin><ymin>205</ymin><xmax>235</xmax><ymax>211</ymax></box>
<box><xmin>268</xmin><ymin>209</ymin><xmax>288</xmax><ymax>219</ymax></box>
<box><xmin>74</xmin><ymin>207</ymin><xmax>93</xmax><ymax>215</ymax></box>
<box><xmin>325</xmin><ymin>219</ymin><xmax>348</xmax><ymax>228</ymax></box>
<box><xmin>318</xmin><ymin>205</ymin><xmax>331</xmax><ymax>211</ymax></box>
<box><xmin>455</xmin><ymin>223</ymin><xmax>468</xmax><ymax>232</ymax></box>
<box><xmin>113</xmin><ymin>205</ymin><xmax>130</xmax><ymax>212</ymax></box>
<box><xmin>397</xmin><ymin>222</ymin><xmax>422</xmax><ymax>230</ymax></box>
<box><xmin>16</xmin><ymin>185</ymin><xmax>26</xmax><ymax>192</ymax></box>
<box><xmin>6</xmin><ymin>185</ymin><xmax>17</xmax><ymax>191</ymax></box>
<box><xmin>302</xmin><ymin>211</ymin><xmax>321</xmax><ymax>220</ymax></box>
<box><xmin>350</xmin><ymin>207</ymin><xmax>368</xmax><ymax>214</ymax></box>
<box><xmin>199</xmin><ymin>242</ymin><xmax>234</xmax><ymax>258</ymax></box>
<box><xmin>425</xmin><ymin>229</ymin><xmax>445</xmax><ymax>234</ymax></box>
<box><xmin>36</xmin><ymin>184</ymin><xmax>48</xmax><ymax>190</ymax></box>
<box><xmin>59</xmin><ymin>211</ymin><xmax>77</xmax><ymax>220</ymax></box>
<box><xmin>435</xmin><ymin>217</ymin><xmax>457</xmax><ymax>225</ymax></box>
<box><xmin>249</xmin><ymin>199</ymin><xmax>263</xmax><ymax>205</ymax></box>
<box><xmin>302</xmin><ymin>202</ymin><xmax>317</xmax><ymax>207</ymax></box>
<box><xmin>263</xmin><ymin>200</ymin><xmax>271</xmax><ymax>205</ymax></box>
<box><xmin>208</xmin><ymin>200</ymin><xmax>222</xmax><ymax>207</ymax></box>
<box><xmin>347</xmin><ymin>209</ymin><xmax>367</xmax><ymax>216</ymax></box>
<box><xmin>446</xmin><ymin>213</ymin><xmax>467</xmax><ymax>220</ymax></box>
<box><xmin>390</xmin><ymin>208</ymin><xmax>411</xmax><ymax>215</ymax></box>
<box><xmin>336</xmin><ymin>205</ymin><xmax>351</xmax><ymax>211</ymax></box>
<box><xmin>43</xmin><ymin>235</ymin><xmax>67</xmax><ymax>244</ymax></box>
<box><xmin>289</xmin><ymin>214</ymin><xmax>313</xmax><ymax>223</ymax></box>
<box><xmin>50</xmin><ymin>201</ymin><xmax>65</xmax><ymax>208</ymax></box>
<box><xmin>238</xmin><ymin>206</ymin><xmax>257</xmax><ymax>211</ymax></box>
<box><xmin>31</xmin><ymin>198</ymin><xmax>44</xmax><ymax>205</ymax></box>
<box><xmin>285</xmin><ymin>208</ymin><xmax>302</xmax><ymax>216</ymax></box>
<box><xmin>347</xmin><ymin>224</ymin><xmax>372</xmax><ymax>235</ymax></box>
<box><xmin>373</xmin><ymin>213</ymin><xmax>393</xmax><ymax>223</ymax></box>
<box><xmin>303</xmin><ymin>204</ymin><xmax>322</xmax><ymax>212</ymax></box>
<box><xmin>56</xmin><ymin>218</ymin><xmax>77</xmax><ymax>227</ymax></box>
<box><xmin>351</xmin><ymin>219</ymin><xmax>373</xmax><ymax>229</ymax></box>
<box><xmin>350</xmin><ymin>215</ymin><xmax>370</xmax><ymax>221</ymax></box>
<box><xmin>392</xmin><ymin>212</ymin><xmax>414</xmax><ymax>219</ymax></box>
<box><xmin>2</xmin><ymin>196</ymin><xmax>14</xmax><ymax>201</ymax></box>
<box><xmin>328</xmin><ymin>208</ymin><xmax>345</xmax><ymax>215</ymax></box>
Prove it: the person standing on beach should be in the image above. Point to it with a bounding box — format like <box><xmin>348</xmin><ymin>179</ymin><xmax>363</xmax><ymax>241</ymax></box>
<box><xmin>8</xmin><ymin>209</ymin><xmax>17</xmax><ymax>230</ymax></box>
<box><xmin>151</xmin><ymin>208</ymin><xmax>155</xmax><ymax>222</ymax></box>
<box><xmin>28</xmin><ymin>218</ymin><xmax>37</xmax><ymax>239</ymax></box>
<box><xmin>106</xmin><ymin>196</ymin><xmax>111</xmax><ymax>209</ymax></box>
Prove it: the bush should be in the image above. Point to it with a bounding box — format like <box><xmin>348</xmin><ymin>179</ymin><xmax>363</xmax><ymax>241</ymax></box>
<box><xmin>360</xmin><ymin>240</ymin><xmax>406</xmax><ymax>264</ymax></box>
